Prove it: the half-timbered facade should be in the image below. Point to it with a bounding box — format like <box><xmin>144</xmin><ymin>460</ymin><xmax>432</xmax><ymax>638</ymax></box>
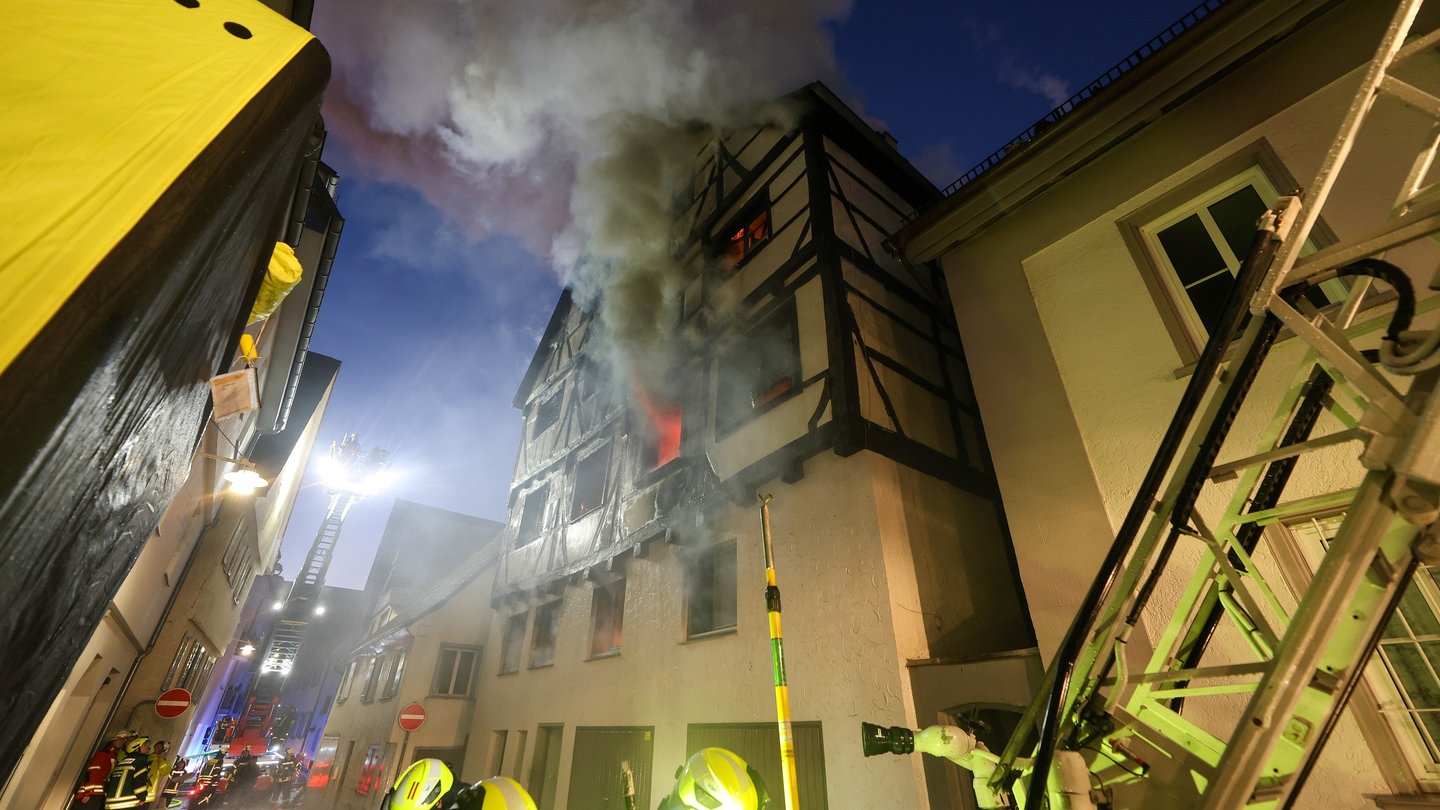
<box><xmin>466</xmin><ymin>84</ymin><xmax>1038</xmax><ymax>810</ymax></box>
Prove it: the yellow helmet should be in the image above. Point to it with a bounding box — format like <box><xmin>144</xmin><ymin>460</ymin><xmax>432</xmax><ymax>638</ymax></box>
<box><xmin>451</xmin><ymin>776</ymin><xmax>537</xmax><ymax>810</ymax></box>
<box><xmin>386</xmin><ymin>759</ymin><xmax>455</xmax><ymax>810</ymax></box>
<box><xmin>670</xmin><ymin>748</ymin><xmax>761</xmax><ymax>810</ymax></box>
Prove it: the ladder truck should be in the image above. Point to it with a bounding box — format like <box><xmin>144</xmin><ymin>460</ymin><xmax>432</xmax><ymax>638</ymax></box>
<box><xmin>868</xmin><ymin>1</ymin><xmax>1440</xmax><ymax>806</ymax></box>
<box><xmin>228</xmin><ymin>434</ymin><xmax>388</xmax><ymax>755</ymax></box>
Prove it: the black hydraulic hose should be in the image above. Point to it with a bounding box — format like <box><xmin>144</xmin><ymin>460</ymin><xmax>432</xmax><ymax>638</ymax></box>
<box><xmin>1127</xmin><ymin>304</ymin><xmax>1289</xmax><ymax>629</ymax></box>
<box><xmin>1021</xmin><ymin>222</ymin><xmax>1284</xmax><ymax>810</ymax></box>
<box><xmin>1335</xmin><ymin>258</ymin><xmax>1413</xmax><ymax>341</ymax></box>
<box><xmin>1166</xmin><ymin>364</ymin><xmax>1331</xmax><ymax>713</ymax></box>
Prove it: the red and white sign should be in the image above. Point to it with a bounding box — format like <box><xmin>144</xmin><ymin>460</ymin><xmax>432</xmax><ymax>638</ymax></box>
<box><xmin>397</xmin><ymin>703</ymin><xmax>426</xmax><ymax>732</ymax></box>
<box><xmin>155</xmin><ymin>688</ymin><xmax>192</xmax><ymax>718</ymax></box>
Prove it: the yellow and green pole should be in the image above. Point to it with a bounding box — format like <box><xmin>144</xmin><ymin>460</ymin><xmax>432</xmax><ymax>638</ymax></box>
<box><xmin>759</xmin><ymin>494</ymin><xmax>800</xmax><ymax>810</ymax></box>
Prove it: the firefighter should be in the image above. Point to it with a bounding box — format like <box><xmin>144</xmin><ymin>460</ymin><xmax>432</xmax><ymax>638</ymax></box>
<box><xmin>657</xmin><ymin>748</ymin><xmax>770</xmax><ymax>810</ymax></box>
<box><xmin>272</xmin><ymin>748</ymin><xmax>299</xmax><ymax>804</ymax></box>
<box><xmin>104</xmin><ymin>737</ymin><xmax>153</xmax><ymax>810</ymax></box>
<box><xmin>72</xmin><ymin>739</ymin><xmax>119</xmax><ymax>806</ymax></box>
<box><xmin>443</xmin><ymin>776</ymin><xmax>536</xmax><ymax>810</ymax></box>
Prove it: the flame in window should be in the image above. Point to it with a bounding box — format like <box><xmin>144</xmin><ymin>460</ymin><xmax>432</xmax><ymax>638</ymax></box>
<box><xmin>633</xmin><ymin>377</ymin><xmax>682</xmax><ymax>471</ymax></box>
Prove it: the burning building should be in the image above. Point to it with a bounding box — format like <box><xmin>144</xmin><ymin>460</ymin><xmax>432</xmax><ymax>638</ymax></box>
<box><xmin>465</xmin><ymin>83</ymin><xmax>1038</xmax><ymax>810</ymax></box>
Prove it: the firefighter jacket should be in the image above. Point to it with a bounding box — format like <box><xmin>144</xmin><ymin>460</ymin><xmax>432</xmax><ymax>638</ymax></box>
<box><xmin>73</xmin><ymin>747</ymin><xmax>116</xmax><ymax>804</ymax></box>
<box><xmin>103</xmin><ymin>751</ymin><xmax>150</xmax><ymax>809</ymax></box>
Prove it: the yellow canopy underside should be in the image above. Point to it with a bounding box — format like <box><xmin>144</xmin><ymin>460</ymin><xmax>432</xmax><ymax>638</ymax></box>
<box><xmin>0</xmin><ymin>0</ymin><xmax>313</xmax><ymax>375</ymax></box>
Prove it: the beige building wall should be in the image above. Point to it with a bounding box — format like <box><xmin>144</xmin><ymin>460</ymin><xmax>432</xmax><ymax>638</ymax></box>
<box><xmin>902</xmin><ymin>0</ymin><xmax>1440</xmax><ymax>803</ymax></box>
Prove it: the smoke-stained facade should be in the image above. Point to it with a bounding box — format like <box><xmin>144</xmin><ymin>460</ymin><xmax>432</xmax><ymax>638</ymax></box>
<box><xmin>470</xmin><ymin>84</ymin><xmax>1039</xmax><ymax>810</ymax></box>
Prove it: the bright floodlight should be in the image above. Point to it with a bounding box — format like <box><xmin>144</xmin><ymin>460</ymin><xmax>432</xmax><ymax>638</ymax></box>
<box><xmin>320</xmin><ymin>434</ymin><xmax>390</xmax><ymax>496</ymax></box>
<box><xmin>224</xmin><ymin>468</ymin><xmax>269</xmax><ymax>495</ymax></box>
<box><xmin>314</xmin><ymin>605</ymin><xmax>326</xmax><ymax>616</ymax></box>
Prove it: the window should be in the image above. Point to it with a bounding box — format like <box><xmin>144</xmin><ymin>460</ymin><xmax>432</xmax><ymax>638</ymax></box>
<box><xmin>380</xmin><ymin>648</ymin><xmax>407</xmax><ymax>699</ymax></box>
<box><xmin>634</xmin><ymin>383</ymin><xmax>682</xmax><ymax>473</ymax></box>
<box><xmin>434</xmin><ymin>646</ymin><xmax>480</xmax><ymax>696</ymax></box>
<box><xmin>533</xmin><ymin>394</ymin><xmax>561</xmax><ymax>438</ymax></box>
<box><xmin>718</xmin><ymin>195</ymin><xmax>772</xmax><ymax>271</ymax></box>
<box><xmin>163</xmin><ymin>633</ymin><xmax>216</xmax><ymax>694</ymax></box>
<box><xmin>221</xmin><ymin>524</ymin><xmax>247</xmax><ymax>578</ymax></box>
<box><xmin>336</xmin><ymin>661</ymin><xmax>357</xmax><ymax>702</ymax></box>
<box><xmin>517</xmin><ymin>485</ymin><xmax>549</xmax><ymax>545</ymax></box>
<box><xmin>359</xmin><ymin>657</ymin><xmax>380</xmax><ymax>702</ymax></box>
<box><xmin>715</xmin><ymin>302</ymin><xmax>801</xmax><ymax>435</ymax></box>
<box><xmin>1290</xmin><ymin>515</ymin><xmax>1440</xmax><ymax>781</ymax></box>
<box><xmin>687</xmin><ymin>541</ymin><xmax>738</xmax><ymax>638</ymax></box>
<box><xmin>500</xmin><ymin>612</ymin><xmax>527</xmax><ymax>675</ymax></box>
<box><xmin>530</xmin><ymin>601</ymin><xmax>562</xmax><ymax>669</ymax></box>
<box><xmin>570</xmin><ymin>443</ymin><xmax>611</xmax><ymax>520</ymax></box>
<box><xmin>1138</xmin><ymin>166</ymin><xmax>1346</xmax><ymax>350</ymax></box>
<box><xmin>590</xmin><ymin>578</ymin><xmax>626</xmax><ymax>658</ymax></box>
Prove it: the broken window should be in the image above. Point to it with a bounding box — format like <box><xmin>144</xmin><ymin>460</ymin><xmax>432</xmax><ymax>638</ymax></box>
<box><xmin>714</xmin><ymin>301</ymin><xmax>801</xmax><ymax>436</ymax></box>
<box><xmin>718</xmin><ymin>195</ymin><xmax>772</xmax><ymax>272</ymax></box>
<box><xmin>530</xmin><ymin>600</ymin><xmax>562</xmax><ymax>668</ymax></box>
<box><xmin>686</xmin><ymin>541</ymin><xmax>737</xmax><ymax>639</ymax></box>
<box><xmin>570</xmin><ymin>442</ymin><xmax>611</xmax><ymax>520</ymax></box>
<box><xmin>590</xmin><ymin>577</ymin><xmax>626</xmax><ymax>658</ymax></box>
<box><xmin>633</xmin><ymin>380</ymin><xmax>683</xmax><ymax>473</ymax></box>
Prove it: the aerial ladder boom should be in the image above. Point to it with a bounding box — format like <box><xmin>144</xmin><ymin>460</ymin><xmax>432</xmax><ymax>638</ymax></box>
<box><xmin>868</xmin><ymin>1</ymin><xmax>1440</xmax><ymax>806</ymax></box>
<box><xmin>229</xmin><ymin>434</ymin><xmax>387</xmax><ymax>753</ymax></box>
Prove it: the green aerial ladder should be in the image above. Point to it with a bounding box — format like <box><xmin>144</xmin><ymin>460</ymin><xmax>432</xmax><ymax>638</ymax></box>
<box><xmin>867</xmin><ymin>1</ymin><xmax>1440</xmax><ymax>806</ymax></box>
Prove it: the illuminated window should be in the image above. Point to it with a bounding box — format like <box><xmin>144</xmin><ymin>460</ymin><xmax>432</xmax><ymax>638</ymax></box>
<box><xmin>570</xmin><ymin>443</ymin><xmax>611</xmax><ymax>520</ymax></box>
<box><xmin>380</xmin><ymin>648</ymin><xmax>407</xmax><ymax>699</ymax></box>
<box><xmin>715</xmin><ymin>302</ymin><xmax>800</xmax><ymax>436</ymax></box>
<box><xmin>500</xmin><ymin>612</ymin><xmax>527</xmax><ymax>675</ymax></box>
<box><xmin>359</xmin><ymin>657</ymin><xmax>380</xmax><ymax>702</ymax></box>
<box><xmin>530</xmin><ymin>601</ymin><xmax>562</xmax><ymax>669</ymax></box>
<box><xmin>590</xmin><ymin>578</ymin><xmax>625</xmax><ymax>658</ymax></box>
<box><xmin>687</xmin><ymin>541</ymin><xmax>737</xmax><ymax>639</ymax></box>
<box><xmin>718</xmin><ymin>196</ymin><xmax>771</xmax><ymax>271</ymax></box>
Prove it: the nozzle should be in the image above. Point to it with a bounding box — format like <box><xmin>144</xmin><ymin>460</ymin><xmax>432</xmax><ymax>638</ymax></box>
<box><xmin>860</xmin><ymin>722</ymin><xmax>915</xmax><ymax>757</ymax></box>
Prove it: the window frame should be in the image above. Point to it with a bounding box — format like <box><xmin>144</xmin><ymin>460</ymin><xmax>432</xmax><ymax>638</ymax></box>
<box><xmin>1119</xmin><ymin>141</ymin><xmax>1344</xmax><ymax>364</ymax></box>
<box><xmin>336</xmin><ymin>660</ymin><xmax>357</xmax><ymax>702</ymax></box>
<box><xmin>380</xmin><ymin>647</ymin><xmax>407</xmax><ymax>700</ymax></box>
<box><xmin>530</xmin><ymin>600</ymin><xmax>562</xmax><ymax>669</ymax></box>
<box><xmin>713</xmin><ymin>301</ymin><xmax>802</xmax><ymax>438</ymax></box>
<box><xmin>532</xmin><ymin>393</ymin><xmax>562</xmax><ymax>439</ymax></box>
<box><xmin>589</xmin><ymin>577</ymin><xmax>626</xmax><ymax>659</ymax></box>
<box><xmin>433</xmin><ymin>645</ymin><xmax>481</xmax><ymax>697</ymax></box>
<box><xmin>517</xmin><ymin>484</ymin><xmax>550</xmax><ymax>546</ymax></box>
<box><xmin>499</xmin><ymin>612</ymin><xmax>528</xmax><ymax>675</ymax></box>
<box><xmin>569</xmin><ymin>442</ymin><xmax>612</xmax><ymax>521</ymax></box>
<box><xmin>715</xmin><ymin>193</ymin><xmax>773</xmax><ymax>274</ymax></box>
<box><xmin>686</xmin><ymin>540</ymin><xmax>738</xmax><ymax>640</ymax></box>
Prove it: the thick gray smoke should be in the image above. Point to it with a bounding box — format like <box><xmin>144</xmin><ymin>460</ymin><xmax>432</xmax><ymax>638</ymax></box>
<box><xmin>314</xmin><ymin>0</ymin><xmax>852</xmax><ymax>393</ymax></box>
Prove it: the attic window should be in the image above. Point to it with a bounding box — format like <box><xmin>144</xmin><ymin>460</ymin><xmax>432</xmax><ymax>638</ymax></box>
<box><xmin>718</xmin><ymin>195</ymin><xmax>771</xmax><ymax>273</ymax></box>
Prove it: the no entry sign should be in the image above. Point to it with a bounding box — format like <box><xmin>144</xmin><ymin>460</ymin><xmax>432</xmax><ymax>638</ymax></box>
<box><xmin>155</xmin><ymin>688</ymin><xmax>192</xmax><ymax>718</ymax></box>
<box><xmin>398</xmin><ymin>703</ymin><xmax>426</xmax><ymax>732</ymax></box>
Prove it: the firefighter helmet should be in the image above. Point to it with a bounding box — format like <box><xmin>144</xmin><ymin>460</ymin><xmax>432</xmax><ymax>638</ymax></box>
<box><xmin>385</xmin><ymin>758</ymin><xmax>454</xmax><ymax>810</ymax></box>
<box><xmin>123</xmin><ymin>736</ymin><xmax>149</xmax><ymax>754</ymax></box>
<box><xmin>667</xmin><ymin>748</ymin><xmax>763</xmax><ymax>810</ymax></box>
<box><xmin>450</xmin><ymin>775</ymin><xmax>537</xmax><ymax>810</ymax></box>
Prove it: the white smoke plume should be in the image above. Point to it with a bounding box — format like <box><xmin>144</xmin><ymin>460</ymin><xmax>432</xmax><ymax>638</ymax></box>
<box><xmin>314</xmin><ymin>0</ymin><xmax>853</xmax><ymax>393</ymax></box>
